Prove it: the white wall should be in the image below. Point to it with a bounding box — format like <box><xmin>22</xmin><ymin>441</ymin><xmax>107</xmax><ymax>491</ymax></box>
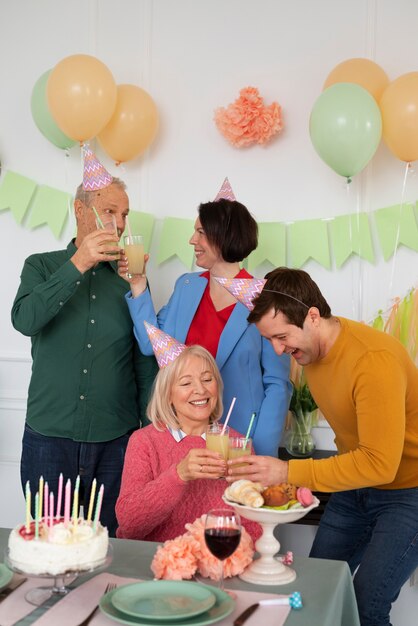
<box><xmin>0</xmin><ymin>1</ymin><xmax>417</xmax><ymax>621</ymax></box>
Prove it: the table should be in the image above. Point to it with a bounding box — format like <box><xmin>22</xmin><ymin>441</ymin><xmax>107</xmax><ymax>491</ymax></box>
<box><xmin>0</xmin><ymin>528</ymin><xmax>360</xmax><ymax>626</ymax></box>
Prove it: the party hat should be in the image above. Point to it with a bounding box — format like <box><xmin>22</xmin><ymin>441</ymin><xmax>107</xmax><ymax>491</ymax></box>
<box><xmin>214</xmin><ymin>177</ymin><xmax>236</xmax><ymax>201</ymax></box>
<box><xmin>214</xmin><ymin>277</ymin><xmax>265</xmax><ymax>311</ymax></box>
<box><xmin>144</xmin><ymin>321</ymin><xmax>187</xmax><ymax>368</ymax></box>
<box><xmin>82</xmin><ymin>144</ymin><xmax>113</xmax><ymax>191</ymax></box>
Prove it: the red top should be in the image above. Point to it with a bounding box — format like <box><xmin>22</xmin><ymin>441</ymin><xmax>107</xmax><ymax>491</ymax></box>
<box><xmin>185</xmin><ymin>268</ymin><xmax>252</xmax><ymax>358</ymax></box>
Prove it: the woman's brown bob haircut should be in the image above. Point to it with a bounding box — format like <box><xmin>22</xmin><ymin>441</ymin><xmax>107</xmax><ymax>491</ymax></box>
<box><xmin>198</xmin><ymin>198</ymin><xmax>258</xmax><ymax>263</ymax></box>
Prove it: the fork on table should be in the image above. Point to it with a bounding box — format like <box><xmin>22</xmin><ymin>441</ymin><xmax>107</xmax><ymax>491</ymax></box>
<box><xmin>77</xmin><ymin>582</ymin><xmax>116</xmax><ymax>626</ymax></box>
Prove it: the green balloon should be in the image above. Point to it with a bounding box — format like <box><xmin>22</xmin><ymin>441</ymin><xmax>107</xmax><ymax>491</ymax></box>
<box><xmin>309</xmin><ymin>82</ymin><xmax>382</xmax><ymax>179</ymax></box>
<box><xmin>31</xmin><ymin>70</ymin><xmax>77</xmax><ymax>150</ymax></box>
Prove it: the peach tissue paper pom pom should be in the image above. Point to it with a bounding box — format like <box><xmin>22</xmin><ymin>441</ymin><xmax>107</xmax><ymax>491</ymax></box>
<box><xmin>151</xmin><ymin>514</ymin><xmax>254</xmax><ymax>581</ymax></box>
<box><xmin>214</xmin><ymin>86</ymin><xmax>283</xmax><ymax>148</ymax></box>
<box><xmin>186</xmin><ymin>515</ymin><xmax>254</xmax><ymax>581</ymax></box>
<box><xmin>151</xmin><ymin>534</ymin><xmax>200</xmax><ymax>580</ymax></box>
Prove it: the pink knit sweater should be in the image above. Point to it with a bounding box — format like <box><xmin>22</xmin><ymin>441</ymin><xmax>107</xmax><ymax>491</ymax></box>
<box><xmin>115</xmin><ymin>425</ymin><xmax>261</xmax><ymax>542</ymax></box>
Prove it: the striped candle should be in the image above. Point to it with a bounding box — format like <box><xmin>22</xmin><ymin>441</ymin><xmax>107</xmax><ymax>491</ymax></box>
<box><xmin>34</xmin><ymin>492</ymin><xmax>39</xmax><ymax>539</ymax></box>
<box><xmin>93</xmin><ymin>484</ymin><xmax>104</xmax><ymax>532</ymax></box>
<box><xmin>49</xmin><ymin>492</ymin><xmax>54</xmax><ymax>529</ymax></box>
<box><xmin>87</xmin><ymin>478</ymin><xmax>97</xmax><ymax>523</ymax></box>
<box><xmin>44</xmin><ymin>482</ymin><xmax>49</xmax><ymax>522</ymax></box>
<box><xmin>25</xmin><ymin>481</ymin><xmax>31</xmax><ymax>533</ymax></box>
<box><xmin>72</xmin><ymin>476</ymin><xmax>80</xmax><ymax>527</ymax></box>
<box><xmin>64</xmin><ymin>479</ymin><xmax>71</xmax><ymax>527</ymax></box>
<box><xmin>38</xmin><ymin>476</ymin><xmax>44</xmax><ymax>520</ymax></box>
<box><xmin>56</xmin><ymin>473</ymin><xmax>63</xmax><ymax>520</ymax></box>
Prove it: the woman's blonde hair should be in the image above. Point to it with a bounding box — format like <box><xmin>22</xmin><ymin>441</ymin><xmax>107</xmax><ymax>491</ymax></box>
<box><xmin>147</xmin><ymin>345</ymin><xmax>224</xmax><ymax>431</ymax></box>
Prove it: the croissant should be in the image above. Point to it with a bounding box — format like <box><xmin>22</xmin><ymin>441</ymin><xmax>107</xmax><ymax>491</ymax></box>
<box><xmin>224</xmin><ymin>479</ymin><xmax>264</xmax><ymax>508</ymax></box>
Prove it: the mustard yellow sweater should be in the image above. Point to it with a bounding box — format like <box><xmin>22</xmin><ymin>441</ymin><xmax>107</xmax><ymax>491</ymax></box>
<box><xmin>289</xmin><ymin>317</ymin><xmax>418</xmax><ymax>492</ymax></box>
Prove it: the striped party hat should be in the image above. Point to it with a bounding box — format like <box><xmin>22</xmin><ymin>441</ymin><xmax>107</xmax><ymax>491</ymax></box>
<box><xmin>214</xmin><ymin>277</ymin><xmax>266</xmax><ymax>311</ymax></box>
<box><xmin>144</xmin><ymin>321</ymin><xmax>187</xmax><ymax>368</ymax></box>
<box><xmin>214</xmin><ymin>177</ymin><xmax>236</xmax><ymax>201</ymax></box>
<box><xmin>82</xmin><ymin>144</ymin><xmax>113</xmax><ymax>191</ymax></box>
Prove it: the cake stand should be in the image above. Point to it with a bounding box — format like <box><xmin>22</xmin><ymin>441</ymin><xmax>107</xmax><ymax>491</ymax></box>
<box><xmin>4</xmin><ymin>544</ymin><xmax>112</xmax><ymax>606</ymax></box>
<box><xmin>222</xmin><ymin>494</ymin><xmax>319</xmax><ymax>586</ymax></box>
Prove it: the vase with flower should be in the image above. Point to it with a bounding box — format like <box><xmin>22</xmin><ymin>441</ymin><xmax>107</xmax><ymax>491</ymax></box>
<box><xmin>284</xmin><ymin>375</ymin><xmax>318</xmax><ymax>458</ymax></box>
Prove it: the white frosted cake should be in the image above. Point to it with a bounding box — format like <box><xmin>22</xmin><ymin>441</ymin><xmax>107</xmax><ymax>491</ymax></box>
<box><xmin>8</xmin><ymin>519</ymin><xmax>109</xmax><ymax>576</ymax></box>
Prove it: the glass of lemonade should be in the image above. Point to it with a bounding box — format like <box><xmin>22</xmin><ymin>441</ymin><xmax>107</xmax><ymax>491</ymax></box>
<box><xmin>228</xmin><ymin>437</ymin><xmax>251</xmax><ymax>468</ymax></box>
<box><xmin>206</xmin><ymin>423</ymin><xmax>230</xmax><ymax>460</ymax></box>
<box><xmin>124</xmin><ymin>235</ymin><xmax>144</xmax><ymax>278</ymax></box>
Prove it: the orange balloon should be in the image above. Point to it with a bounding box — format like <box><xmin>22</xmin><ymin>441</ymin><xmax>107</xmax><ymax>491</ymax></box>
<box><xmin>324</xmin><ymin>58</ymin><xmax>389</xmax><ymax>102</ymax></box>
<box><xmin>380</xmin><ymin>72</ymin><xmax>418</xmax><ymax>162</ymax></box>
<box><xmin>47</xmin><ymin>54</ymin><xmax>117</xmax><ymax>142</ymax></box>
<box><xmin>97</xmin><ymin>84</ymin><xmax>159</xmax><ymax>164</ymax></box>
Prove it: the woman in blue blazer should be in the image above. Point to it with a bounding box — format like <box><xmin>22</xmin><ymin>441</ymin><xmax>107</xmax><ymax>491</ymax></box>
<box><xmin>121</xmin><ymin>198</ymin><xmax>291</xmax><ymax>456</ymax></box>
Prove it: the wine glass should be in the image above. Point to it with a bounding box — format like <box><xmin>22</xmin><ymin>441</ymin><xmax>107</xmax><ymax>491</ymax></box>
<box><xmin>204</xmin><ymin>508</ymin><xmax>241</xmax><ymax>593</ymax></box>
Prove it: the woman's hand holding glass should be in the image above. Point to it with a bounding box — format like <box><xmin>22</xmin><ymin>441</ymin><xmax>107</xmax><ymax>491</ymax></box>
<box><xmin>118</xmin><ymin>253</ymin><xmax>149</xmax><ymax>296</ymax></box>
<box><xmin>176</xmin><ymin>448</ymin><xmax>227</xmax><ymax>482</ymax></box>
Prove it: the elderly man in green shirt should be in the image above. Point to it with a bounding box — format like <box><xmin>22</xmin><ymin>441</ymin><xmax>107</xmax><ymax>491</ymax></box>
<box><xmin>11</xmin><ymin>149</ymin><xmax>158</xmax><ymax>536</ymax></box>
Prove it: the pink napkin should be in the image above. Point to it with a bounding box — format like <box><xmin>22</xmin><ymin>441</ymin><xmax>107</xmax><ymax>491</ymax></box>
<box><xmin>0</xmin><ymin>576</ymin><xmax>49</xmax><ymax>626</ymax></box>
<box><xmin>31</xmin><ymin>573</ymin><xmax>138</xmax><ymax>626</ymax></box>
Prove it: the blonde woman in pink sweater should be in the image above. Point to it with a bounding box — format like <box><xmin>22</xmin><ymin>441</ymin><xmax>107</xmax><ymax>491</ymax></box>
<box><xmin>115</xmin><ymin>344</ymin><xmax>261</xmax><ymax>542</ymax></box>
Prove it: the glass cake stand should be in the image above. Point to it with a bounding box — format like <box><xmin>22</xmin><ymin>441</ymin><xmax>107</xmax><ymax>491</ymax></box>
<box><xmin>4</xmin><ymin>544</ymin><xmax>113</xmax><ymax>606</ymax></box>
<box><xmin>222</xmin><ymin>494</ymin><xmax>319</xmax><ymax>585</ymax></box>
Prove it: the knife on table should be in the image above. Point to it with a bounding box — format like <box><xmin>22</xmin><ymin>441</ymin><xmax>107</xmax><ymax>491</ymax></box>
<box><xmin>233</xmin><ymin>592</ymin><xmax>303</xmax><ymax>626</ymax></box>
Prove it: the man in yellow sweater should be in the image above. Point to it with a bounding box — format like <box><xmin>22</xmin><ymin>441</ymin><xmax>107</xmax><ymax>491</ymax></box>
<box><xmin>225</xmin><ymin>267</ymin><xmax>418</xmax><ymax>626</ymax></box>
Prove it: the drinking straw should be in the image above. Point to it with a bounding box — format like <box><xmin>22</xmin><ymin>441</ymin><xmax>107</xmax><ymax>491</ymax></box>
<box><xmin>92</xmin><ymin>206</ymin><xmax>104</xmax><ymax>228</ymax></box>
<box><xmin>126</xmin><ymin>214</ymin><xmax>133</xmax><ymax>239</ymax></box>
<box><xmin>221</xmin><ymin>397</ymin><xmax>236</xmax><ymax>435</ymax></box>
<box><xmin>87</xmin><ymin>478</ymin><xmax>97</xmax><ymax>523</ymax></box>
<box><xmin>244</xmin><ymin>412</ymin><xmax>256</xmax><ymax>447</ymax></box>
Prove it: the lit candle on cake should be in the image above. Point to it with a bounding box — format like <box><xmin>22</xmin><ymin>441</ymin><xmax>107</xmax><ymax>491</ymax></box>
<box><xmin>87</xmin><ymin>478</ymin><xmax>97</xmax><ymax>523</ymax></box>
<box><xmin>38</xmin><ymin>476</ymin><xmax>44</xmax><ymax>520</ymax></box>
<box><xmin>64</xmin><ymin>479</ymin><xmax>71</xmax><ymax>527</ymax></box>
<box><xmin>56</xmin><ymin>472</ymin><xmax>63</xmax><ymax>520</ymax></box>
<box><xmin>25</xmin><ymin>481</ymin><xmax>31</xmax><ymax>533</ymax></box>
<box><xmin>93</xmin><ymin>484</ymin><xmax>104</xmax><ymax>532</ymax></box>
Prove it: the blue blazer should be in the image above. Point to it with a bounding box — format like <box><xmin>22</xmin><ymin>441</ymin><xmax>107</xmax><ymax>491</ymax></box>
<box><xmin>126</xmin><ymin>273</ymin><xmax>292</xmax><ymax>456</ymax></box>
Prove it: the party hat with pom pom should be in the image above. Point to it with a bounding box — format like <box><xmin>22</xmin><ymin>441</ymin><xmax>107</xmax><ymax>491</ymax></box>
<box><xmin>82</xmin><ymin>144</ymin><xmax>113</xmax><ymax>191</ymax></box>
<box><xmin>214</xmin><ymin>277</ymin><xmax>266</xmax><ymax>311</ymax></box>
<box><xmin>214</xmin><ymin>177</ymin><xmax>236</xmax><ymax>201</ymax></box>
<box><xmin>144</xmin><ymin>321</ymin><xmax>187</xmax><ymax>368</ymax></box>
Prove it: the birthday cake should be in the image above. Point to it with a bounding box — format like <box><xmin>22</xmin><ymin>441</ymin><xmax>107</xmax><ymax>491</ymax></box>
<box><xmin>7</xmin><ymin>474</ymin><xmax>108</xmax><ymax>576</ymax></box>
<box><xmin>8</xmin><ymin>519</ymin><xmax>109</xmax><ymax>576</ymax></box>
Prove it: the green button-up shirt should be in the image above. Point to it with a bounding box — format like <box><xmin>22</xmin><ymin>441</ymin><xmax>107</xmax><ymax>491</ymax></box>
<box><xmin>12</xmin><ymin>241</ymin><xmax>158</xmax><ymax>442</ymax></box>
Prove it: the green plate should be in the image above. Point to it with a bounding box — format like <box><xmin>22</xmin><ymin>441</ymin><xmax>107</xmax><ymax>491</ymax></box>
<box><xmin>111</xmin><ymin>581</ymin><xmax>216</xmax><ymax>620</ymax></box>
<box><xmin>100</xmin><ymin>583</ymin><xmax>234</xmax><ymax>626</ymax></box>
<box><xmin>0</xmin><ymin>563</ymin><xmax>13</xmax><ymax>591</ymax></box>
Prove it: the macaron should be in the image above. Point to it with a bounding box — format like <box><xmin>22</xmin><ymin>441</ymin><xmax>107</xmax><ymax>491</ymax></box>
<box><xmin>296</xmin><ymin>486</ymin><xmax>314</xmax><ymax>507</ymax></box>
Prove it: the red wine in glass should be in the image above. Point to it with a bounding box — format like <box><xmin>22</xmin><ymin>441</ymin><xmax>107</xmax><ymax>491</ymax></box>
<box><xmin>204</xmin><ymin>527</ymin><xmax>241</xmax><ymax>560</ymax></box>
<box><xmin>204</xmin><ymin>508</ymin><xmax>241</xmax><ymax>592</ymax></box>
